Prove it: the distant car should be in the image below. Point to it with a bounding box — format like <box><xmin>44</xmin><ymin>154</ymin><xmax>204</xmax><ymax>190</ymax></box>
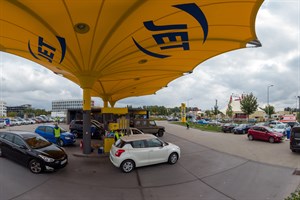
<box><xmin>0</xmin><ymin>120</ymin><xmax>6</xmax><ymax>128</ymax></box>
<box><xmin>35</xmin><ymin>125</ymin><xmax>76</xmax><ymax>146</ymax></box>
<box><xmin>115</xmin><ymin>128</ymin><xmax>145</xmax><ymax>136</ymax></box>
<box><xmin>290</xmin><ymin>126</ymin><xmax>300</xmax><ymax>152</ymax></box>
<box><xmin>0</xmin><ymin>131</ymin><xmax>68</xmax><ymax>174</ymax></box>
<box><xmin>247</xmin><ymin>126</ymin><xmax>284</xmax><ymax>143</ymax></box>
<box><xmin>286</xmin><ymin>121</ymin><xmax>300</xmax><ymax>128</ymax></box>
<box><xmin>196</xmin><ymin>119</ymin><xmax>209</xmax><ymax>125</ymax></box>
<box><xmin>110</xmin><ymin>134</ymin><xmax>180</xmax><ymax>173</ymax></box>
<box><xmin>273</xmin><ymin>123</ymin><xmax>290</xmax><ymax>136</ymax></box>
<box><xmin>69</xmin><ymin>120</ymin><xmax>105</xmax><ymax>139</ymax></box>
<box><xmin>221</xmin><ymin>123</ymin><xmax>238</xmax><ymax>133</ymax></box>
<box><xmin>233</xmin><ymin>124</ymin><xmax>252</xmax><ymax>134</ymax></box>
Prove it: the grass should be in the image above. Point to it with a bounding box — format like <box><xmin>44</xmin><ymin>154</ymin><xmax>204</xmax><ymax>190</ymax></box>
<box><xmin>173</xmin><ymin>122</ymin><xmax>222</xmax><ymax>132</ymax></box>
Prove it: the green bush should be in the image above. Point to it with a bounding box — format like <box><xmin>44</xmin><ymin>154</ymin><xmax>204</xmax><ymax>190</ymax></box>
<box><xmin>285</xmin><ymin>190</ymin><xmax>300</xmax><ymax>200</ymax></box>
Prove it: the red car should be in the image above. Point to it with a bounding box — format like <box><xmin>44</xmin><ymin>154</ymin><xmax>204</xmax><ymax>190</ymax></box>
<box><xmin>247</xmin><ymin>126</ymin><xmax>284</xmax><ymax>143</ymax></box>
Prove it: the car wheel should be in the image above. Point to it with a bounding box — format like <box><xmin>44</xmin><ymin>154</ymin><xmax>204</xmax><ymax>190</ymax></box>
<box><xmin>120</xmin><ymin>159</ymin><xmax>135</xmax><ymax>173</ymax></box>
<box><xmin>168</xmin><ymin>153</ymin><xmax>178</xmax><ymax>164</ymax></box>
<box><xmin>0</xmin><ymin>147</ymin><xmax>3</xmax><ymax>157</ymax></box>
<box><xmin>58</xmin><ymin>139</ymin><xmax>64</xmax><ymax>147</ymax></box>
<box><xmin>29</xmin><ymin>159</ymin><xmax>43</xmax><ymax>174</ymax></box>
<box><xmin>157</xmin><ymin>130</ymin><xmax>164</xmax><ymax>137</ymax></box>
<box><xmin>248</xmin><ymin>135</ymin><xmax>254</xmax><ymax>141</ymax></box>
<box><xmin>72</xmin><ymin>130</ymin><xmax>79</xmax><ymax>138</ymax></box>
<box><xmin>269</xmin><ymin>137</ymin><xmax>275</xmax><ymax>143</ymax></box>
<box><xmin>242</xmin><ymin>130</ymin><xmax>246</xmax><ymax>134</ymax></box>
<box><xmin>291</xmin><ymin>149</ymin><xmax>296</xmax><ymax>153</ymax></box>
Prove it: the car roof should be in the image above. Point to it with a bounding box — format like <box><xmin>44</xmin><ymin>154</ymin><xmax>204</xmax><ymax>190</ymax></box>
<box><xmin>120</xmin><ymin>134</ymin><xmax>156</xmax><ymax>142</ymax></box>
<box><xmin>1</xmin><ymin>131</ymin><xmax>38</xmax><ymax>139</ymax></box>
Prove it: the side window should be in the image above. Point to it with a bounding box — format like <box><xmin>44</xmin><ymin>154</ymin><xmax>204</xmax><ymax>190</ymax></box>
<box><xmin>147</xmin><ymin>138</ymin><xmax>162</xmax><ymax>148</ymax></box>
<box><xmin>149</xmin><ymin>121</ymin><xmax>156</xmax><ymax>126</ymax></box>
<box><xmin>132</xmin><ymin>129</ymin><xmax>142</xmax><ymax>134</ymax></box>
<box><xmin>131</xmin><ymin>140</ymin><xmax>146</xmax><ymax>148</ymax></box>
<box><xmin>14</xmin><ymin>136</ymin><xmax>26</xmax><ymax>147</ymax></box>
<box><xmin>135</xmin><ymin>121</ymin><xmax>141</xmax><ymax>126</ymax></box>
<box><xmin>45</xmin><ymin>127</ymin><xmax>54</xmax><ymax>133</ymax></box>
<box><xmin>37</xmin><ymin>126</ymin><xmax>46</xmax><ymax>132</ymax></box>
<box><xmin>3</xmin><ymin>133</ymin><xmax>14</xmax><ymax>142</ymax></box>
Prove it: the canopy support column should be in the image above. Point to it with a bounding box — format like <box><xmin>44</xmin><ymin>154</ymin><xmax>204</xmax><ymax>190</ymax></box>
<box><xmin>82</xmin><ymin>88</ymin><xmax>92</xmax><ymax>154</ymax></box>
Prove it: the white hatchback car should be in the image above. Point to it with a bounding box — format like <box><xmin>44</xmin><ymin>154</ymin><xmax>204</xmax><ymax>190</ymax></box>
<box><xmin>110</xmin><ymin>134</ymin><xmax>180</xmax><ymax>173</ymax></box>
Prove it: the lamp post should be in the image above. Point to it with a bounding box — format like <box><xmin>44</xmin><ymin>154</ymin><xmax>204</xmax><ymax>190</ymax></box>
<box><xmin>267</xmin><ymin>84</ymin><xmax>274</xmax><ymax>119</ymax></box>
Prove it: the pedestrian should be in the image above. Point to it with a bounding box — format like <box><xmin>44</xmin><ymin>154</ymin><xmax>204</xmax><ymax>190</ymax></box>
<box><xmin>54</xmin><ymin>124</ymin><xmax>61</xmax><ymax>145</ymax></box>
<box><xmin>186</xmin><ymin>121</ymin><xmax>190</xmax><ymax>129</ymax></box>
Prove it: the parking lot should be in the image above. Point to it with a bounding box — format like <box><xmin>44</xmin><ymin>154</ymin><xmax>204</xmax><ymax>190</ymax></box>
<box><xmin>1</xmin><ymin>121</ymin><xmax>300</xmax><ymax>200</ymax></box>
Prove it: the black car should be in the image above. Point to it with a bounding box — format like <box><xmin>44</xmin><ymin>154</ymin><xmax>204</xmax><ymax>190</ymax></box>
<box><xmin>233</xmin><ymin>124</ymin><xmax>252</xmax><ymax>134</ymax></box>
<box><xmin>221</xmin><ymin>123</ymin><xmax>238</xmax><ymax>133</ymax></box>
<box><xmin>69</xmin><ymin>120</ymin><xmax>105</xmax><ymax>139</ymax></box>
<box><xmin>0</xmin><ymin>131</ymin><xmax>68</xmax><ymax>174</ymax></box>
<box><xmin>290</xmin><ymin>126</ymin><xmax>300</xmax><ymax>152</ymax></box>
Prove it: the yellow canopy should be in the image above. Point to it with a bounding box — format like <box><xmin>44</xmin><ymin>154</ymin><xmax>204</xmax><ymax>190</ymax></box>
<box><xmin>0</xmin><ymin>0</ymin><xmax>264</xmax><ymax>107</ymax></box>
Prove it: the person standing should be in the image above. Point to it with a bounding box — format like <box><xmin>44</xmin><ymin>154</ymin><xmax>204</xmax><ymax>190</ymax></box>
<box><xmin>186</xmin><ymin>121</ymin><xmax>190</xmax><ymax>129</ymax></box>
<box><xmin>54</xmin><ymin>124</ymin><xmax>61</xmax><ymax>145</ymax></box>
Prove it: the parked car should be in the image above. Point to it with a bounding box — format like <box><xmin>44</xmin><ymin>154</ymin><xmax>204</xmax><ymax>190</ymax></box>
<box><xmin>273</xmin><ymin>123</ymin><xmax>290</xmax><ymax>136</ymax></box>
<box><xmin>247</xmin><ymin>126</ymin><xmax>284</xmax><ymax>143</ymax></box>
<box><xmin>221</xmin><ymin>123</ymin><xmax>238</xmax><ymax>133</ymax></box>
<box><xmin>130</xmin><ymin>119</ymin><xmax>165</xmax><ymax>137</ymax></box>
<box><xmin>0</xmin><ymin>131</ymin><xmax>68</xmax><ymax>174</ymax></box>
<box><xmin>115</xmin><ymin>128</ymin><xmax>145</xmax><ymax>136</ymax></box>
<box><xmin>196</xmin><ymin>119</ymin><xmax>209</xmax><ymax>125</ymax></box>
<box><xmin>110</xmin><ymin>134</ymin><xmax>180</xmax><ymax>173</ymax></box>
<box><xmin>35</xmin><ymin>125</ymin><xmax>76</xmax><ymax>146</ymax></box>
<box><xmin>0</xmin><ymin>119</ymin><xmax>6</xmax><ymax>128</ymax></box>
<box><xmin>233</xmin><ymin>124</ymin><xmax>252</xmax><ymax>134</ymax></box>
<box><xmin>69</xmin><ymin>120</ymin><xmax>105</xmax><ymax>139</ymax></box>
<box><xmin>286</xmin><ymin>121</ymin><xmax>300</xmax><ymax>128</ymax></box>
<box><xmin>290</xmin><ymin>126</ymin><xmax>300</xmax><ymax>152</ymax></box>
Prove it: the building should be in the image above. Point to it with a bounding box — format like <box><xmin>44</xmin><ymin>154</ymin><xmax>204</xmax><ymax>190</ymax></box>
<box><xmin>0</xmin><ymin>101</ymin><xmax>7</xmax><ymax>117</ymax></box>
<box><xmin>52</xmin><ymin>99</ymin><xmax>95</xmax><ymax>112</ymax></box>
<box><xmin>51</xmin><ymin>99</ymin><xmax>95</xmax><ymax>119</ymax></box>
<box><xmin>6</xmin><ymin>104</ymin><xmax>32</xmax><ymax>117</ymax></box>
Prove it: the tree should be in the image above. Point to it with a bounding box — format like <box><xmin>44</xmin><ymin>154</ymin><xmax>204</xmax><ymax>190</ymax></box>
<box><xmin>259</xmin><ymin>105</ymin><xmax>275</xmax><ymax>118</ymax></box>
<box><xmin>226</xmin><ymin>104</ymin><xmax>233</xmax><ymax>119</ymax></box>
<box><xmin>240</xmin><ymin>93</ymin><xmax>258</xmax><ymax>121</ymax></box>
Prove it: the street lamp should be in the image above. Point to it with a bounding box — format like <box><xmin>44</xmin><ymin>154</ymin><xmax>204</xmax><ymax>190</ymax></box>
<box><xmin>267</xmin><ymin>84</ymin><xmax>274</xmax><ymax>119</ymax></box>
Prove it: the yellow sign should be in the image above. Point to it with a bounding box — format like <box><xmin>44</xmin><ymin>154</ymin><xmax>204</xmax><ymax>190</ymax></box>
<box><xmin>181</xmin><ymin>103</ymin><xmax>186</xmax><ymax>123</ymax></box>
<box><xmin>101</xmin><ymin>107</ymin><xmax>128</xmax><ymax>115</ymax></box>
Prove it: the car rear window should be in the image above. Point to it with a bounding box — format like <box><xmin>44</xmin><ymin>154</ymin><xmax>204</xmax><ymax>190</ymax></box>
<box><xmin>115</xmin><ymin>139</ymin><xmax>127</xmax><ymax>148</ymax></box>
<box><xmin>294</xmin><ymin>132</ymin><xmax>300</xmax><ymax>138</ymax></box>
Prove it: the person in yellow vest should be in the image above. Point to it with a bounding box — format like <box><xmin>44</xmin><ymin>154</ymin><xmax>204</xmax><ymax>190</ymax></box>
<box><xmin>114</xmin><ymin>130</ymin><xmax>124</xmax><ymax>141</ymax></box>
<box><xmin>54</xmin><ymin>124</ymin><xmax>61</xmax><ymax>145</ymax></box>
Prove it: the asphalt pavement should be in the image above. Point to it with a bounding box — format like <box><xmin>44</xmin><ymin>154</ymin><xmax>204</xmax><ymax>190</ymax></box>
<box><xmin>0</xmin><ymin>122</ymin><xmax>300</xmax><ymax>200</ymax></box>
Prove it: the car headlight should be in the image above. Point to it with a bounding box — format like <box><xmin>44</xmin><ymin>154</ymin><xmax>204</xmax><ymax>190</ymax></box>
<box><xmin>39</xmin><ymin>155</ymin><xmax>55</xmax><ymax>162</ymax></box>
<box><xmin>65</xmin><ymin>136</ymin><xmax>71</xmax><ymax>140</ymax></box>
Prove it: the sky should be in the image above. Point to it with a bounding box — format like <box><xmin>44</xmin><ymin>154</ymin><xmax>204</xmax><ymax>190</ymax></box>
<box><xmin>0</xmin><ymin>0</ymin><xmax>299</xmax><ymax>112</ymax></box>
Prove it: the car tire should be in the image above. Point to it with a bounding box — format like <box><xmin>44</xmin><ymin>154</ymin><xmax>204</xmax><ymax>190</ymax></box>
<box><xmin>120</xmin><ymin>159</ymin><xmax>135</xmax><ymax>173</ymax></box>
<box><xmin>269</xmin><ymin>137</ymin><xmax>275</xmax><ymax>143</ymax></box>
<box><xmin>242</xmin><ymin>130</ymin><xmax>246</xmax><ymax>134</ymax></box>
<box><xmin>168</xmin><ymin>152</ymin><xmax>178</xmax><ymax>164</ymax></box>
<box><xmin>29</xmin><ymin>159</ymin><xmax>43</xmax><ymax>174</ymax></box>
<box><xmin>157</xmin><ymin>130</ymin><xmax>164</xmax><ymax>137</ymax></box>
<box><xmin>291</xmin><ymin>149</ymin><xmax>296</xmax><ymax>153</ymax></box>
<box><xmin>72</xmin><ymin>130</ymin><xmax>79</xmax><ymax>138</ymax></box>
<box><xmin>0</xmin><ymin>147</ymin><xmax>3</xmax><ymax>157</ymax></box>
<box><xmin>58</xmin><ymin>139</ymin><xmax>64</xmax><ymax>147</ymax></box>
<box><xmin>248</xmin><ymin>135</ymin><xmax>254</xmax><ymax>141</ymax></box>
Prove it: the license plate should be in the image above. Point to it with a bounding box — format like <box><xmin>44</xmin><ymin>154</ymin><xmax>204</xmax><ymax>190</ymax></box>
<box><xmin>61</xmin><ymin>159</ymin><xmax>67</xmax><ymax>165</ymax></box>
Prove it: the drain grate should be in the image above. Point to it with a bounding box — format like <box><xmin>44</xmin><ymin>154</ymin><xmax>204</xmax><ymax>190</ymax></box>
<box><xmin>293</xmin><ymin>169</ymin><xmax>300</xmax><ymax>175</ymax></box>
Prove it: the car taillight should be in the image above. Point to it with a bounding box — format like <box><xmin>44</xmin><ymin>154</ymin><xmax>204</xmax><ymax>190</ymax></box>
<box><xmin>115</xmin><ymin>149</ymin><xmax>125</xmax><ymax>157</ymax></box>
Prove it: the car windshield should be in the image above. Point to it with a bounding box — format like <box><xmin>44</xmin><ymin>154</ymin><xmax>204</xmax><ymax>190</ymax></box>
<box><xmin>265</xmin><ymin>127</ymin><xmax>274</xmax><ymax>132</ymax></box>
<box><xmin>275</xmin><ymin>124</ymin><xmax>285</xmax><ymax>129</ymax></box>
<box><xmin>25</xmin><ymin>135</ymin><xmax>52</xmax><ymax>149</ymax></box>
